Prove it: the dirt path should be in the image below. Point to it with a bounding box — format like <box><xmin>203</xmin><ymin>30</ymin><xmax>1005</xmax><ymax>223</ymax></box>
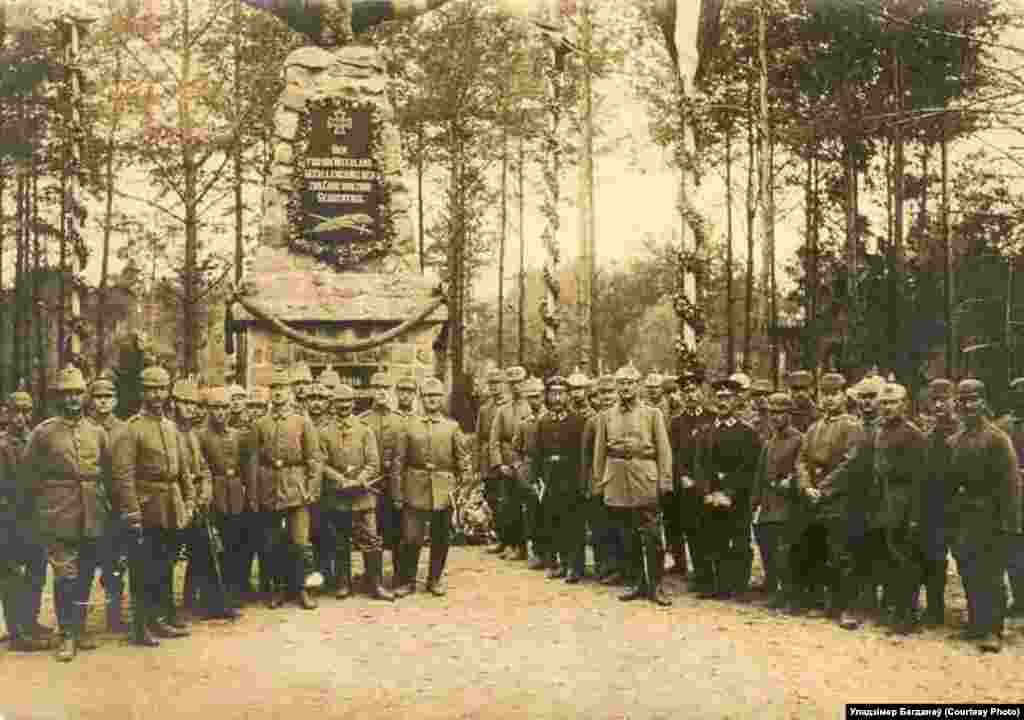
<box><xmin>1</xmin><ymin>548</ymin><xmax>1021</xmax><ymax>720</ymax></box>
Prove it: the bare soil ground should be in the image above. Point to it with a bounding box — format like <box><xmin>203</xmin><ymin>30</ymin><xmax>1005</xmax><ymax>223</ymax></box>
<box><xmin>1</xmin><ymin>548</ymin><xmax>1022</xmax><ymax>720</ymax></box>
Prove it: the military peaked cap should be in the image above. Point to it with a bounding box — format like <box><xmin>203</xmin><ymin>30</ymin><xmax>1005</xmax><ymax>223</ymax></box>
<box><xmin>248</xmin><ymin>386</ymin><xmax>270</xmax><ymax>404</ymax></box>
<box><xmin>729</xmin><ymin>372</ymin><xmax>752</xmax><ymax>391</ymax></box>
<box><xmin>766</xmin><ymin>392</ymin><xmax>793</xmax><ymax>411</ymax></box>
<box><xmin>486</xmin><ymin>368</ymin><xmax>504</xmax><ymax>384</ymax></box>
<box><xmin>820</xmin><ymin>373</ymin><xmax>846</xmax><ymax>393</ymax></box>
<box><xmin>171</xmin><ymin>379</ymin><xmax>200</xmax><ymax>403</ymax></box>
<box><xmin>597</xmin><ymin>375</ymin><xmax>617</xmax><ymax>391</ymax></box>
<box><xmin>370</xmin><ymin>372</ymin><xmax>392</xmax><ymax>388</ymax></box>
<box><xmin>856</xmin><ymin>375</ymin><xmax>884</xmax><ymax>397</ymax></box>
<box><xmin>929</xmin><ymin>378</ymin><xmax>954</xmax><ymax>399</ymax></box>
<box><xmin>567</xmin><ymin>370</ymin><xmax>591</xmax><ymax>389</ymax></box>
<box><xmin>396</xmin><ymin>375</ymin><xmax>418</xmax><ymax>391</ymax></box>
<box><xmin>141</xmin><ymin>366</ymin><xmax>170</xmax><ymax>388</ymax></box>
<box><xmin>644</xmin><ymin>373</ymin><xmax>664</xmax><ymax>389</ymax></box>
<box><xmin>615</xmin><ymin>363</ymin><xmax>641</xmax><ymax>382</ymax></box>
<box><xmin>269</xmin><ymin>368</ymin><xmax>293</xmax><ymax>388</ymax></box>
<box><xmin>751</xmin><ymin>379</ymin><xmax>774</xmax><ymax>396</ymax></box>
<box><xmin>711</xmin><ymin>376</ymin><xmax>743</xmax><ymax>393</ymax></box>
<box><xmin>291</xmin><ymin>362</ymin><xmax>313</xmax><ymax>384</ymax></box>
<box><xmin>421</xmin><ymin>378</ymin><xmax>445</xmax><ymax>396</ymax></box>
<box><xmin>335</xmin><ymin>383</ymin><xmax>355</xmax><ymax>401</ymax></box>
<box><xmin>661</xmin><ymin>375</ymin><xmax>679</xmax><ymax>392</ymax></box>
<box><xmin>228</xmin><ymin>383</ymin><xmax>247</xmax><ymax>399</ymax></box>
<box><xmin>880</xmin><ymin>383</ymin><xmax>907</xmax><ymax>401</ymax></box>
<box><xmin>958</xmin><ymin>378</ymin><xmax>985</xmax><ymax>398</ymax></box>
<box><xmin>678</xmin><ymin>371</ymin><xmax>698</xmax><ymax>388</ymax></box>
<box><xmin>505</xmin><ymin>366</ymin><xmax>527</xmax><ymax>384</ymax></box>
<box><xmin>90</xmin><ymin>370</ymin><xmax>116</xmax><ymax>396</ymax></box>
<box><xmin>55</xmin><ymin>366</ymin><xmax>88</xmax><ymax>393</ymax></box>
<box><xmin>318</xmin><ymin>368</ymin><xmax>342</xmax><ymax>391</ymax></box>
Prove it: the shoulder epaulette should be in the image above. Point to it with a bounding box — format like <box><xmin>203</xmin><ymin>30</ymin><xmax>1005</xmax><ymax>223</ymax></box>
<box><xmin>35</xmin><ymin>417</ymin><xmax>60</xmax><ymax>430</ymax></box>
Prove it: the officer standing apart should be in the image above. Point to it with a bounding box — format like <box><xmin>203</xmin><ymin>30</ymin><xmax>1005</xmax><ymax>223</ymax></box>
<box><xmin>593</xmin><ymin>363</ymin><xmax>674</xmax><ymax>606</ymax></box>
<box><xmin>394</xmin><ymin>378</ymin><xmax>470</xmax><ymax>597</ymax></box>
<box><xmin>582</xmin><ymin>375</ymin><xmax>622</xmax><ymax>584</ymax></box>
<box><xmin>512</xmin><ymin>378</ymin><xmax>548</xmax><ymax>570</ymax></box>
<box><xmin>489</xmin><ymin>366</ymin><xmax>531</xmax><ymax>562</ymax></box>
<box><xmin>946</xmin><ymin>379</ymin><xmax>1020</xmax><ymax>652</ymax></box>
<box><xmin>24</xmin><ymin>366</ymin><xmax>115</xmax><ymax>662</ymax></box>
<box><xmin>249</xmin><ymin>368</ymin><xmax>321</xmax><ymax>610</ymax></box>
<box><xmin>0</xmin><ymin>386</ymin><xmax>53</xmax><ymax>652</ymax></box>
<box><xmin>113</xmin><ymin>365</ymin><xmax>194</xmax><ymax>647</ymax></box>
<box><xmin>320</xmin><ymin>383</ymin><xmax>392</xmax><ymax>601</ymax></box>
<box><xmin>88</xmin><ymin>371</ymin><xmax>130</xmax><ymax>634</ymax></box>
<box><xmin>694</xmin><ymin>375</ymin><xmax>763</xmax><ymax>599</ymax></box>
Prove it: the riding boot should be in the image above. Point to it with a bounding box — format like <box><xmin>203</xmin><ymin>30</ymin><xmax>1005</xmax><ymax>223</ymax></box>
<box><xmin>53</xmin><ymin>580</ymin><xmax>76</xmax><ymax>662</ymax></box>
<box><xmin>426</xmin><ymin>543</ymin><xmax>449</xmax><ymax>596</ymax></box>
<box><xmin>365</xmin><ymin>552</ymin><xmax>395</xmax><ymax>601</ymax></box>
<box><xmin>648</xmin><ymin>545</ymin><xmax>672</xmax><ymax>606</ymax></box>
<box><xmin>335</xmin><ymin>545</ymin><xmax>353</xmax><ymax>599</ymax></box>
<box><xmin>394</xmin><ymin>545</ymin><xmax>419</xmax><ymax>597</ymax></box>
<box><xmin>295</xmin><ymin>546</ymin><xmax>317</xmax><ymax>610</ymax></box>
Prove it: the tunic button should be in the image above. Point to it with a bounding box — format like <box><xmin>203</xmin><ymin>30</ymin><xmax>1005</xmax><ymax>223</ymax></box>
<box><xmin>274</xmin><ymin>459</ymin><xmax>283</xmax><ymax>469</ymax></box>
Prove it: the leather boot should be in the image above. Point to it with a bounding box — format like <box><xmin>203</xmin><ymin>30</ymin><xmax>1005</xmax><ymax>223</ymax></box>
<box><xmin>53</xmin><ymin>580</ymin><xmax>76</xmax><ymax>662</ymax></box>
<box><xmin>56</xmin><ymin>632</ymin><xmax>76</xmax><ymax>663</ymax></box>
<box><xmin>365</xmin><ymin>552</ymin><xmax>395</xmax><ymax>602</ymax></box>
<box><xmin>486</xmin><ymin>543</ymin><xmax>507</xmax><ymax>555</ymax></box>
<box><xmin>394</xmin><ymin>545</ymin><xmax>419</xmax><ymax>597</ymax></box>
<box><xmin>389</xmin><ymin>548</ymin><xmax>402</xmax><ymax>590</ymax></box>
<box><xmin>182</xmin><ymin>561</ymin><xmax>196</xmax><ymax>611</ymax></box>
<box><xmin>426</xmin><ymin>543</ymin><xmax>449</xmax><ymax>597</ymax></box>
<box><xmin>75</xmin><ymin>600</ymin><xmax>99</xmax><ymax>651</ymax></box>
<box><xmin>107</xmin><ymin>598</ymin><xmax>127</xmax><ymax>633</ymax></box>
<box><xmin>648</xmin><ymin>546</ymin><xmax>672</xmax><ymax>607</ymax></box>
<box><xmin>131</xmin><ymin>582</ymin><xmax>160</xmax><ymax>647</ymax></box>
<box><xmin>335</xmin><ymin>547</ymin><xmax>353</xmax><ymax>599</ymax></box>
<box><xmin>295</xmin><ymin>547</ymin><xmax>317</xmax><ymax>610</ymax></box>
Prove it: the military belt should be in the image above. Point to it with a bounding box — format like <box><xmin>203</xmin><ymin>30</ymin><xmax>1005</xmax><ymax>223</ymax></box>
<box><xmin>260</xmin><ymin>459</ymin><xmax>303</xmax><ymax>470</ymax></box>
<box><xmin>408</xmin><ymin>463</ymin><xmax>440</xmax><ymax>471</ymax></box>
<box><xmin>607</xmin><ymin>451</ymin><xmax>655</xmax><ymax>460</ymax></box>
<box><xmin>544</xmin><ymin>454</ymin><xmax>568</xmax><ymax>463</ymax></box>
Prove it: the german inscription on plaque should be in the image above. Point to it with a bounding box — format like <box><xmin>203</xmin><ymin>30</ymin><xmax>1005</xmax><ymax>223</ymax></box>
<box><xmin>293</xmin><ymin>98</ymin><xmax>386</xmax><ymax>268</ymax></box>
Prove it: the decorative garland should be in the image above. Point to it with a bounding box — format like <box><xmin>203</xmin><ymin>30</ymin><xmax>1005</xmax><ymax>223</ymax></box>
<box><xmin>286</xmin><ymin>96</ymin><xmax>397</xmax><ymax>271</ymax></box>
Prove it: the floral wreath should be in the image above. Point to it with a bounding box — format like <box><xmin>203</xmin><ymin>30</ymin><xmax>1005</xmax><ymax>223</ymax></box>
<box><xmin>286</xmin><ymin>96</ymin><xmax>396</xmax><ymax>270</ymax></box>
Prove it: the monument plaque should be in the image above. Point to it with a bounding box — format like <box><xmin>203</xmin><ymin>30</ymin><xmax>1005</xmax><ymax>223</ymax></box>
<box><xmin>289</xmin><ymin>97</ymin><xmax>392</xmax><ymax>270</ymax></box>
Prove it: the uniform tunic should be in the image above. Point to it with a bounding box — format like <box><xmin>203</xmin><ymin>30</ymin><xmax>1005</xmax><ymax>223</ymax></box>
<box><xmin>319</xmin><ymin>416</ymin><xmax>381</xmax><ymax>552</ymax></box>
<box><xmin>796</xmin><ymin>413</ymin><xmax>862</xmax><ymax>515</ymax></box>
<box><xmin>113</xmin><ymin>413</ymin><xmax>195</xmax><ymax>530</ymax></box>
<box><xmin>533</xmin><ymin>408</ymin><xmax>588</xmax><ymax>571</ymax></box>
<box><xmin>249</xmin><ymin>411</ymin><xmax>320</xmax><ymax>511</ymax></box>
<box><xmin>199</xmin><ymin>426</ymin><xmax>246</xmax><ymax>517</ymax></box>
<box><xmin>593</xmin><ymin>401</ymin><xmax>673</xmax><ymax>508</ymax></box>
<box><xmin>753</xmin><ymin>426</ymin><xmax>803</xmax><ymax>525</ymax></box>
<box><xmin>397</xmin><ymin>414</ymin><xmax>469</xmax><ymax>513</ymax></box>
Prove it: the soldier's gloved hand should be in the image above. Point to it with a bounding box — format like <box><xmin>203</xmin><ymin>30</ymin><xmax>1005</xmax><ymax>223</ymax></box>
<box><xmin>499</xmin><ymin>464</ymin><xmax>515</xmax><ymax>479</ymax></box>
<box><xmin>718</xmin><ymin>493</ymin><xmax>733</xmax><ymax>509</ymax></box>
<box><xmin>681</xmin><ymin>475</ymin><xmax>695</xmax><ymax>489</ymax></box>
<box><xmin>703</xmin><ymin>493</ymin><xmax>715</xmax><ymax>506</ymax></box>
<box><xmin>804</xmin><ymin>487</ymin><xmax>822</xmax><ymax>503</ymax></box>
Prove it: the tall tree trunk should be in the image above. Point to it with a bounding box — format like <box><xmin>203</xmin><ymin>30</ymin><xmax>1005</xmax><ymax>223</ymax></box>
<box><xmin>758</xmin><ymin>0</ymin><xmax>776</xmax><ymax>383</ymax></box>
<box><xmin>417</xmin><ymin>124</ymin><xmax>426</xmax><ymax>274</ymax></box>
<box><xmin>844</xmin><ymin>138</ymin><xmax>858</xmax><ymax>364</ymax></box>
<box><xmin>233</xmin><ymin>0</ymin><xmax>247</xmax><ymax>385</ymax></box>
<box><xmin>32</xmin><ymin>162</ymin><xmax>45</xmax><ymax>402</ymax></box>
<box><xmin>578</xmin><ymin>0</ymin><xmax>596</xmax><ymax>374</ymax></box>
<box><xmin>890</xmin><ymin>53</ymin><xmax>905</xmax><ymax>376</ymax></box>
<box><xmin>498</xmin><ymin>124</ymin><xmax>507</xmax><ymax>368</ymax></box>
<box><xmin>446</xmin><ymin>121</ymin><xmax>464</xmax><ymax>400</ymax></box>
<box><xmin>0</xmin><ymin>169</ymin><xmax>6</xmax><ymax>395</ymax></box>
<box><xmin>743</xmin><ymin>86</ymin><xmax>756</xmax><ymax>372</ymax></box>
<box><xmin>13</xmin><ymin>168</ymin><xmax>25</xmax><ymax>387</ymax></box>
<box><xmin>725</xmin><ymin>131</ymin><xmax>735</xmax><ymax>373</ymax></box>
<box><xmin>96</xmin><ymin>46</ymin><xmax>124</xmax><ymax>375</ymax></box>
<box><xmin>181</xmin><ymin>0</ymin><xmax>199</xmax><ymax>375</ymax></box>
<box><xmin>942</xmin><ymin>129</ymin><xmax>953</xmax><ymax>377</ymax></box>
<box><xmin>517</xmin><ymin>131</ymin><xmax>526</xmax><ymax>367</ymax></box>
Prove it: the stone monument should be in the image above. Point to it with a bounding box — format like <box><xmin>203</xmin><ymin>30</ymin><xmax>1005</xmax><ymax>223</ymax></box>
<box><xmin>232</xmin><ymin>1</ymin><xmax>453</xmax><ymax>396</ymax></box>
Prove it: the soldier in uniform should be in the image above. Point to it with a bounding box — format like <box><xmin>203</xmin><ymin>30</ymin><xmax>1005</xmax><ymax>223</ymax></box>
<box><xmin>477</xmin><ymin>369</ymin><xmax>506</xmax><ymax>555</ymax></box>
<box><xmin>291</xmin><ymin>362</ymin><xmax>314</xmax><ymax>415</ymax></box>
<box><xmin>360</xmin><ymin>372</ymin><xmax>408</xmax><ymax>587</ymax></box>
<box><xmin>946</xmin><ymin>379</ymin><xmax>1020</xmax><ymax>652</ymax></box>
<box><xmin>88</xmin><ymin>371</ymin><xmax>130</xmax><ymax>633</ymax></box>
<box><xmin>489</xmin><ymin>366</ymin><xmax>531</xmax><ymax>561</ymax></box>
<box><xmin>749</xmin><ymin>380</ymin><xmax>774</xmax><ymax>440</ymax></box>
<box><xmin>393</xmin><ymin>378</ymin><xmax>469</xmax><ymax>596</ymax></box>
<box><xmin>593</xmin><ymin>363</ymin><xmax>674</xmax><ymax>606</ymax></box>
<box><xmin>395</xmin><ymin>375</ymin><xmax>418</xmax><ymax>415</ymax></box>
<box><xmin>228</xmin><ymin>384</ymin><xmax>248</xmax><ymax>429</ymax></box>
<box><xmin>249</xmin><ymin>368</ymin><xmax>321</xmax><ymax>610</ymax></box>
<box><xmin>1</xmin><ymin>386</ymin><xmax>53</xmax><ymax>652</ymax></box>
<box><xmin>304</xmin><ymin>380</ymin><xmax>335</xmax><ymax>591</ymax></box>
<box><xmin>174</xmin><ymin>380</ymin><xmax>212</xmax><ymax>623</ymax></box>
<box><xmin>24</xmin><ymin>366</ymin><xmax>115</xmax><ymax>661</ymax></box>
<box><xmin>867</xmin><ymin>383</ymin><xmax>929</xmax><ymax>634</ymax></box>
<box><xmin>583</xmin><ymin>375</ymin><xmax>622</xmax><ymax>583</ymax></box>
<box><xmin>112</xmin><ymin>365</ymin><xmax>194</xmax><ymax>646</ymax></box>
<box><xmin>238</xmin><ymin>385</ymin><xmax>270</xmax><ymax>598</ymax></box>
<box><xmin>787</xmin><ymin>370</ymin><xmax>819</xmax><ymax>433</ymax></box>
<box><xmin>913</xmin><ymin>378</ymin><xmax>958</xmax><ymax>626</ymax></box>
<box><xmin>644</xmin><ymin>373</ymin><xmax>664</xmax><ymax>410</ymax></box>
<box><xmin>198</xmin><ymin>387</ymin><xmax>246</xmax><ymax>617</ymax></box>
<box><xmin>667</xmin><ymin>371</ymin><xmax>713</xmax><ymax>583</ymax></box>
<box><xmin>567</xmin><ymin>370</ymin><xmax>593</xmax><ymax>419</ymax></box>
<box><xmin>751</xmin><ymin>393</ymin><xmax>804</xmax><ymax>609</ymax></box>
<box><xmin>320</xmin><ymin>383</ymin><xmax>392</xmax><ymax>601</ymax></box>
<box><xmin>996</xmin><ymin>377</ymin><xmax>1024</xmax><ymax>615</ymax></box>
<box><xmin>513</xmin><ymin>378</ymin><xmax>549</xmax><ymax>570</ymax></box>
<box><xmin>534</xmin><ymin>375</ymin><xmax>589</xmax><ymax>583</ymax></box>
<box><xmin>694</xmin><ymin>376</ymin><xmax>763</xmax><ymax>600</ymax></box>
<box><xmin>796</xmin><ymin>372</ymin><xmax>865</xmax><ymax>627</ymax></box>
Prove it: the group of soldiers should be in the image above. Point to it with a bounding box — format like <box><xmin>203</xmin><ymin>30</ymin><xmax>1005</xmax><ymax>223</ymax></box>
<box><xmin>3</xmin><ymin>355</ymin><xmax>1023</xmax><ymax>662</ymax></box>
<box><xmin>0</xmin><ymin>361</ymin><xmax>470</xmax><ymax>663</ymax></box>
<box><xmin>475</xmin><ymin>363</ymin><xmax>1022</xmax><ymax>654</ymax></box>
